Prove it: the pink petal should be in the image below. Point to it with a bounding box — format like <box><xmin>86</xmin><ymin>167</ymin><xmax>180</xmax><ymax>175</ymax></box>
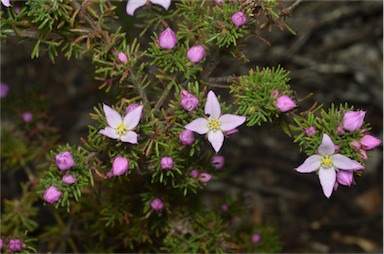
<box><xmin>318</xmin><ymin>166</ymin><xmax>336</xmax><ymax>198</ymax></box>
<box><xmin>120</xmin><ymin>131</ymin><xmax>138</xmax><ymax>144</ymax></box>
<box><xmin>207</xmin><ymin>131</ymin><xmax>224</xmax><ymax>153</ymax></box>
<box><xmin>219</xmin><ymin>114</ymin><xmax>246</xmax><ymax>131</ymax></box>
<box><xmin>124</xmin><ymin>105</ymin><xmax>143</xmax><ymax>130</ymax></box>
<box><xmin>295</xmin><ymin>155</ymin><xmax>321</xmax><ymax>173</ymax></box>
<box><xmin>103</xmin><ymin>104</ymin><xmax>122</xmax><ymax>129</ymax></box>
<box><xmin>204</xmin><ymin>90</ymin><xmax>221</xmax><ymax>118</ymax></box>
<box><xmin>150</xmin><ymin>0</ymin><xmax>171</xmax><ymax>10</ymax></box>
<box><xmin>318</xmin><ymin>134</ymin><xmax>335</xmax><ymax>155</ymax></box>
<box><xmin>331</xmin><ymin>154</ymin><xmax>364</xmax><ymax>170</ymax></box>
<box><xmin>99</xmin><ymin>127</ymin><xmax>119</xmax><ymax>139</ymax></box>
<box><xmin>126</xmin><ymin>0</ymin><xmax>147</xmax><ymax>16</ymax></box>
<box><xmin>185</xmin><ymin>118</ymin><xmax>209</xmax><ymax>134</ymax></box>
<box><xmin>1</xmin><ymin>0</ymin><xmax>11</xmax><ymax>7</ymax></box>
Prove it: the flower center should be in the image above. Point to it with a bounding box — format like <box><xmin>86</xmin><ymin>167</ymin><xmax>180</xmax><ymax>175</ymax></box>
<box><xmin>116</xmin><ymin>123</ymin><xmax>127</xmax><ymax>136</ymax></box>
<box><xmin>321</xmin><ymin>155</ymin><xmax>333</xmax><ymax>168</ymax></box>
<box><xmin>208</xmin><ymin>119</ymin><xmax>220</xmax><ymax>131</ymax></box>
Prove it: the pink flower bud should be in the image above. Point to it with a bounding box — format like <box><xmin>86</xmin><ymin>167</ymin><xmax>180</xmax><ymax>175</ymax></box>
<box><xmin>231</xmin><ymin>11</ymin><xmax>247</xmax><ymax>28</ymax></box>
<box><xmin>158</xmin><ymin>28</ymin><xmax>177</xmax><ymax>50</ymax></box>
<box><xmin>8</xmin><ymin>239</ymin><xmax>22</xmax><ymax>252</ymax></box>
<box><xmin>62</xmin><ymin>174</ymin><xmax>76</xmax><ymax>185</ymax></box>
<box><xmin>350</xmin><ymin>141</ymin><xmax>361</xmax><ymax>151</ymax></box>
<box><xmin>14</xmin><ymin>6</ymin><xmax>20</xmax><ymax>14</ymax></box>
<box><xmin>180</xmin><ymin>90</ymin><xmax>199</xmax><ymax>111</ymax></box>
<box><xmin>357</xmin><ymin>149</ymin><xmax>368</xmax><ymax>160</ymax></box>
<box><xmin>112</xmin><ymin>157</ymin><xmax>129</xmax><ymax>176</ymax></box>
<box><xmin>179</xmin><ymin>129</ymin><xmax>195</xmax><ymax>145</ymax></box>
<box><xmin>22</xmin><ymin>112</ymin><xmax>33</xmax><ymax>123</ymax></box>
<box><xmin>251</xmin><ymin>233</ymin><xmax>261</xmax><ymax>244</ymax></box>
<box><xmin>223</xmin><ymin>129</ymin><xmax>238</xmax><ymax>136</ymax></box>
<box><xmin>55</xmin><ymin>151</ymin><xmax>75</xmax><ymax>171</ymax></box>
<box><xmin>199</xmin><ymin>172</ymin><xmax>212</xmax><ymax>183</ymax></box>
<box><xmin>44</xmin><ymin>186</ymin><xmax>61</xmax><ymax>204</ymax></box>
<box><xmin>336</xmin><ymin>126</ymin><xmax>344</xmax><ymax>135</ymax></box>
<box><xmin>216</xmin><ymin>0</ymin><xmax>223</xmax><ymax>3</ymax></box>
<box><xmin>336</xmin><ymin>170</ymin><xmax>353</xmax><ymax>186</ymax></box>
<box><xmin>187</xmin><ymin>45</ymin><xmax>205</xmax><ymax>63</ymax></box>
<box><xmin>221</xmin><ymin>203</ymin><xmax>229</xmax><ymax>212</ymax></box>
<box><xmin>305</xmin><ymin>126</ymin><xmax>316</xmax><ymax>136</ymax></box>
<box><xmin>334</xmin><ymin>144</ymin><xmax>340</xmax><ymax>153</ymax></box>
<box><xmin>342</xmin><ymin>110</ymin><xmax>366</xmax><ymax>132</ymax></box>
<box><xmin>117</xmin><ymin>52</ymin><xmax>128</xmax><ymax>63</ymax></box>
<box><xmin>271</xmin><ymin>89</ymin><xmax>280</xmax><ymax>98</ymax></box>
<box><xmin>211</xmin><ymin>155</ymin><xmax>225</xmax><ymax>169</ymax></box>
<box><xmin>275</xmin><ymin>95</ymin><xmax>296</xmax><ymax>112</ymax></box>
<box><xmin>106</xmin><ymin>170</ymin><xmax>114</xmax><ymax>178</ymax></box>
<box><xmin>125</xmin><ymin>103</ymin><xmax>139</xmax><ymax>114</ymax></box>
<box><xmin>151</xmin><ymin>198</ymin><xmax>164</xmax><ymax>212</ymax></box>
<box><xmin>160</xmin><ymin>157</ymin><xmax>174</xmax><ymax>170</ymax></box>
<box><xmin>190</xmin><ymin>169</ymin><xmax>200</xmax><ymax>178</ymax></box>
<box><xmin>0</xmin><ymin>82</ymin><xmax>9</xmax><ymax>98</ymax></box>
<box><xmin>0</xmin><ymin>239</ymin><xmax>3</xmax><ymax>249</ymax></box>
<box><xmin>360</xmin><ymin>135</ymin><xmax>381</xmax><ymax>150</ymax></box>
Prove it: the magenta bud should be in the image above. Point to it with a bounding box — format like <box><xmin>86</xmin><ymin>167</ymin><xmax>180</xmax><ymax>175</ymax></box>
<box><xmin>305</xmin><ymin>126</ymin><xmax>316</xmax><ymax>136</ymax></box>
<box><xmin>0</xmin><ymin>239</ymin><xmax>3</xmax><ymax>249</ymax></box>
<box><xmin>199</xmin><ymin>172</ymin><xmax>212</xmax><ymax>183</ymax></box>
<box><xmin>251</xmin><ymin>233</ymin><xmax>261</xmax><ymax>244</ymax></box>
<box><xmin>8</xmin><ymin>239</ymin><xmax>22</xmax><ymax>252</ymax></box>
<box><xmin>342</xmin><ymin>110</ymin><xmax>366</xmax><ymax>132</ymax></box>
<box><xmin>43</xmin><ymin>186</ymin><xmax>62</xmax><ymax>204</ymax></box>
<box><xmin>180</xmin><ymin>90</ymin><xmax>199</xmax><ymax>111</ymax></box>
<box><xmin>360</xmin><ymin>135</ymin><xmax>381</xmax><ymax>150</ymax></box>
<box><xmin>117</xmin><ymin>52</ymin><xmax>128</xmax><ymax>63</ymax></box>
<box><xmin>350</xmin><ymin>141</ymin><xmax>361</xmax><ymax>151</ymax></box>
<box><xmin>62</xmin><ymin>174</ymin><xmax>76</xmax><ymax>185</ymax></box>
<box><xmin>125</xmin><ymin>103</ymin><xmax>139</xmax><ymax>114</ymax></box>
<box><xmin>150</xmin><ymin>198</ymin><xmax>164</xmax><ymax>212</ymax></box>
<box><xmin>158</xmin><ymin>28</ymin><xmax>177</xmax><ymax>50</ymax></box>
<box><xmin>179</xmin><ymin>129</ymin><xmax>195</xmax><ymax>145</ymax></box>
<box><xmin>216</xmin><ymin>0</ymin><xmax>223</xmax><ymax>4</ymax></box>
<box><xmin>187</xmin><ymin>45</ymin><xmax>205</xmax><ymax>63</ymax></box>
<box><xmin>271</xmin><ymin>89</ymin><xmax>280</xmax><ymax>98</ymax></box>
<box><xmin>55</xmin><ymin>151</ymin><xmax>75</xmax><ymax>171</ymax></box>
<box><xmin>224</xmin><ymin>129</ymin><xmax>238</xmax><ymax>136</ymax></box>
<box><xmin>221</xmin><ymin>203</ymin><xmax>229</xmax><ymax>211</ymax></box>
<box><xmin>160</xmin><ymin>157</ymin><xmax>174</xmax><ymax>170</ymax></box>
<box><xmin>336</xmin><ymin>126</ymin><xmax>345</xmax><ymax>135</ymax></box>
<box><xmin>190</xmin><ymin>169</ymin><xmax>200</xmax><ymax>178</ymax></box>
<box><xmin>211</xmin><ymin>155</ymin><xmax>225</xmax><ymax>169</ymax></box>
<box><xmin>334</xmin><ymin>144</ymin><xmax>340</xmax><ymax>153</ymax></box>
<box><xmin>22</xmin><ymin>112</ymin><xmax>33</xmax><ymax>123</ymax></box>
<box><xmin>275</xmin><ymin>95</ymin><xmax>296</xmax><ymax>112</ymax></box>
<box><xmin>336</xmin><ymin>170</ymin><xmax>354</xmax><ymax>186</ymax></box>
<box><xmin>112</xmin><ymin>157</ymin><xmax>129</xmax><ymax>176</ymax></box>
<box><xmin>0</xmin><ymin>82</ymin><xmax>10</xmax><ymax>98</ymax></box>
<box><xmin>14</xmin><ymin>6</ymin><xmax>20</xmax><ymax>14</ymax></box>
<box><xmin>231</xmin><ymin>11</ymin><xmax>247</xmax><ymax>28</ymax></box>
<box><xmin>357</xmin><ymin>149</ymin><xmax>368</xmax><ymax>160</ymax></box>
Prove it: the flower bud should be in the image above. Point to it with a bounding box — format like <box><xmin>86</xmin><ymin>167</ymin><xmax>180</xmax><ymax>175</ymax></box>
<box><xmin>357</xmin><ymin>149</ymin><xmax>368</xmax><ymax>160</ymax></box>
<box><xmin>221</xmin><ymin>203</ymin><xmax>229</xmax><ymax>212</ymax></box>
<box><xmin>158</xmin><ymin>28</ymin><xmax>177</xmax><ymax>50</ymax></box>
<box><xmin>350</xmin><ymin>141</ymin><xmax>361</xmax><ymax>151</ymax></box>
<box><xmin>275</xmin><ymin>95</ymin><xmax>296</xmax><ymax>112</ymax></box>
<box><xmin>0</xmin><ymin>82</ymin><xmax>9</xmax><ymax>98</ymax></box>
<box><xmin>211</xmin><ymin>155</ymin><xmax>225</xmax><ymax>169</ymax></box>
<box><xmin>151</xmin><ymin>198</ymin><xmax>164</xmax><ymax>212</ymax></box>
<box><xmin>179</xmin><ymin>129</ymin><xmax>195</xmax><ymax>145</ymax></box>
<box><xmin>112</xmin><ymin>157</ymin><xmax>129</xmax><ymax>176</ymax></box>
<box><xmin>271</xmin><ymin>89</ymin><xmax>280</xmax><ymax>98</ymax></box>
<box><xmin>187</xmin><ymin>45</ymin><xmax>205</xmax><ymax>63</ymax></box>
<box><xmin>180</xmin><ymin>90</ymin><xmax>199</xmax><ymax>111</ymax></box>
<box><xmin>224</xmin><ymin>129</ymin><xmax>238</xmax><ymax>136</ymax></box>
<box><xmin>160</xmin><ymin>157</ymin><xmax>174</xmax><ymax>170</ymax></box>
<box><xmin>360</xmin><ymin>135</ymin><xmax>381</xmax><ymax>150</ymax></box>
<box><xmin>62</xmin><ymin>174</ymin><xmax>76</xmax><ymax>185</ymax></box>
<box><xmin>251</xmin><ymin>233</ymin><xmax>261</xmax><ymax>244</ymax></box>
<box><xmin>22</xmin><ymin>112</ymin><xmax>33</xmax><ymax>123</ymax></box>
<box><xmin>305</xmin><ymin>126</ymin><xmax>316</xmax><ymax>136</ymax></box>
<box><xmin>125</xmin><ymin>103</ymin><xmax>139</xmax><ymax>114</ymax></box>
<box><xmin>0</xmin><ymin>239</ymin><xmax>3</xmax><ymax>249</ymax></box>
<box><xmin>336</xmin><ymin>170</ymin><xmax>353</xmax><ymax>186</ymax></box>
<box><xmin>336</xmin><ymin>126</ymin><xmax>344</xmax><ymax>135</ymax></box>
<box><xmin>117</xmin><ymin>52</ymin><xmax>128</xmax><ymax>63</ymax></box>
<box><xmin>342</xmin><ymin>110</ymin><xmax>366</xmax><ymax>132</ymax></box>
<box><xmin>231</xmin><ymin>11</ymin><xmax>247</xmax><ymax>28</ymax></box>
<box><xmin>8</xmin><ymin>239</ymin><xmax>22</xmax><ymax>252</ymax></box>
<box><xmin>55</xmin><ymin>151</ymin><xmax>75</xmax><ymax>171</ymax></box>
<box><xmin>44</xmin><ymin>186</ymin><xmax>62</xmax><ymax>204</ymax></box>
<box><xmin>190</xmin><ymin>169</ymin><xmax>200</xmax><ymax>178</ymax></box>
<box><xmin>216</xmin><ymin>0</ymin><xmax>223</xmax><ymax>3</ymax></box>
<box><xmin>199</xmin><ymin>172</ymin><xmax>212</xmax><ymax>183</ymax></box>
<box><xmin>334</xmin><ymin>144</ymin><xmax>340</xmax><ymax>153</ymax></box>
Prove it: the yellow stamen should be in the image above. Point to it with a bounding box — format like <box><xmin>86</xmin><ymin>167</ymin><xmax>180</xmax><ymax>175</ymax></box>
<box><xmin>321</xmin><ymin>155</ymin><xmax>333</xmax><ymax>168</ymax></box>
<box><xmin>116</xmin><ymin>123</ymin><xmax>127</xmax><ymax>135</ymax></box>
<box><xmin>208</xmin><ymin>119</ymin><xmax>220</xmax><ymax>131</ymax></box>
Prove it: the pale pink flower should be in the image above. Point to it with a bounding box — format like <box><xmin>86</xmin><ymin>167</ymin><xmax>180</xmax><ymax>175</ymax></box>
<box><xmin>360</xmin><ymin>135</ymin><xmax>381</xmax><ymax>150</ymax></box>
<box><xmin>157</xmin><ymin>27</ymin><xmax>177</xmax><ymax>50</ymax></box>
<box><xmin>126</xmin><ymin>0</ymin><xmax>171</xmax><ymax>16</ymax></box>
<box><xmin>295</xmin><ymin>134</ymin><xmax>364</xmax><ymax>198</ymax></box>
<box><xmin>112</xmin><ymin>157</ymin><xmax>129</xmax><ymax>176</ymax></box>
<box><xmin>43</xmin><ymin>186</ymin><xmax>61</xmax><ymax>204</ymax></box>
<box><xmin>185</xmin><ymin>90</ymin><xmax>246</xmax><ymax>153</ymax></box>
<box><xmin>342</xmin><ymin>110</ymin><xmax>366</xmax><ymax>132</ymax></box>
<box><xmin>275</xmin><ymin>95</ymin><xmax>296</xmax><ymax>112</ymax></box>
<box><xmin>1</xmin><ymin>0</ymin><xmax>11</xmax><ymax>7</ymax></box>
<box><xmin>99</xmin><ymin>104</ymin><xmax>143</xmax><ymax>144</ymax></box>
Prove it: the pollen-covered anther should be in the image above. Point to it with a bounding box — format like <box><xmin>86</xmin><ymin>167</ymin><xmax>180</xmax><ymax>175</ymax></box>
<box><xmin>116</xmin><ymin>123</ymin><xmax>127</xmax><ymax>135</ymax></box>
<box><xmin>208</xmin><ymin>119</ymin><xmax>220</xmax><ymax>131</ymax></box>
<box><xmin>321</xmin><ymin>156</ymin><xmax>333</xmax><ymax>168</ymax></box>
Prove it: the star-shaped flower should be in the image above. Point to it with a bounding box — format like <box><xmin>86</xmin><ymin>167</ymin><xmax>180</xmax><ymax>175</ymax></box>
<box><xmin>185</xmin><ymin>90</ymin><xmax>246</xmax><ymax>153</ymax></box>
<box><xmin>99</xmin><ymin>104</ymin><xmax>143</xmax><ymax>144</ymax></box>
<box><xmin>295</xmin><ymin>133</ymin><xmax>364</xmax><ymax>198</ymax></box>
<box><xmin>126</xmin><ymin>0</ymin><xmax>171</xmax><ymax>16</ymax></box>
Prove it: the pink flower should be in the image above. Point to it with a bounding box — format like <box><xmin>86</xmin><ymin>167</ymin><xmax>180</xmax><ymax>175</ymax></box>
<box><xmin>336</xmin><ymin>170</ymin><xmax>354</xmax><ymax>186</ymax></box>
<box><xmin>126</xmin><ymin>0</ymin><xmax>171</xmax><ymax>16</ymax></box>
<box><xmin>342</xmin><ymin>110</ymin><xmax>366</xmax><ymax>132</ymax></box>
<box><xmin>179</xmin><ymin>129</ymin><xmax>195</xmax><ymax>145</ymax></box>
<box><xmin>150</xmin><ymin>198</ymin><xmax>164</xmax><ymax>212</ymax></box>
<box><xmin>22</xmin><ymin>112</ymin><xmax>33</xmax><ymax>123</ymax></box>
<box><xmin>211</xmin><ymin>155</ymin><xmax>225</xmax><ymax>169</ymax></box>
<box><xmin>295</xmin><ymin>134</ymin><xmax>364</xmax><ymax>198</ymax></box>
<box><xmin>305</xmin><ymin>126</ymin><xmax>316</xmax><ymax>136</ymax></box>
<box><xmin>231</xmin><ymin>11</ymin><xmax>247</xmax><ymax>28</ymax></box>
<box><xmin>99</xmin><ymin>104</ymin><xmax>143</xmax><ymax>144</ymax></box>
<box><xmin>8</xmin><ymin>239</ymin><xmax>22</xmax><ymax>252</ymax></box>
<box><xmin>199</xmin><ymin>172</ymin><xmax>212</xmax><ymax>183</ymax></box>
<box><xmin>160</xmin><ymin>157</ymin><xmax>174</xmax><ymax>170</ymax></box>
<box><xmin>275</xmin><ymin>95</ymin><xmax>296</xmax><ymax>112</ymax></box>
<box><xmin>185</xmin><ymin>90</ymin><xmax>246</xmax><ymax>153</ymax></box>
<box><xmin>180</xmin><ymin>90</ymin><xmax>199</xmax><ymax>111</ymax></box>
<box><xmin>1</xmin><ymin>0</ymin><xmax>11</xmax><ymax>7</ymax></box>
<box><xmin>117</xmin><ymin>52</ymin><xmax>128</xmax><ymax>63</ymax></box>
<box><xmin>187</xmin><ymin>45</ymin><xmax>205</xmax><ymax>63</ymax></box>
<box><xmin>360</xmin><ymin>135</ymin><xmax>381</xmax><ymax>150</ymax></box>
<box><xmin>112</xmin><ymin>157</ymin><xmax>129</xmax><ymax>176</ymax></box>
<box><xmin>43</xmin><ymin>186</ymin><xmax>62</xmax><ymax>204</ymax></box>
<box><xmin>0</xmin><ymin>82</ymin><xmax>9</xmax><ymax>98</ymax></box>
<box><xmin>125</xmin><ymin>103</ymin><xmax>140</xmax><ymax>114</ymax></box>
<box><xmin>62</xmin><ymin>174</ymin><xmax>76</xmax><ymax>185</ymax></box>
<box><xmin>56</xmin><ymin>151</ymin><xmax>75</xmax><ymax>171</ymax></box>
<box><xmin>158</xmin><ymin>27</ymin><xmax>177</xmax><ymax>50</ymax></box>
<box><xmin>251</xmin><ymin>233</ymin><xmax>261</xmax><ymax>244</ymax></box>
<box><xmin>190</xmin><ymin>169</ymin><xmax>200</xmax><ymax>178</ymax></box>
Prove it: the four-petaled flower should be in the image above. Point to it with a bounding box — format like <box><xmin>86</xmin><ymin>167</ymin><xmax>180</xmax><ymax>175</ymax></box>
<box><xmin>99</xmin><ymin>104</ymin><xmax>143</xmax><ymax>144</ymax></box>
<box><xmin>295</xmin><ymin>134</ymin><xmax>364</xmax><ymax>198</ymax></box>
<box><xmin>185</xmin><ymin>90</ymin><xmax>246</xmax><ymax>153</ymax></box>
<box><xmin>1</xmin><ymin>0</ymin><xmax>11</xmax><ymax>7</ymax></box>
<box><xmin>126</xmin><ymin>0</ymin><xmax>171</xmax><ymax>16</ymax></box>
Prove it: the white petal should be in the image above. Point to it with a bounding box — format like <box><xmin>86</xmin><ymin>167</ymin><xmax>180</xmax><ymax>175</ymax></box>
<box><xmin>318</xmin><ymin>166</ymin><xmax>336</xmax><ymax>198</ymax></box>
<box><xmin>2</xmin><ymin>0</ymin><xmax>11</xmax><ymax>7</ymax></box>
<box><xmin>103</xmin><ymin>104</ymin><xmax>122</xmax><ymax>129</ymax></box>
<box><xmin>185</xmin><ymin>118</ymin><xmax>209</xmax><ymax>134</ymax></box>
<box><xmin>124</xmin><ymin>105</ymin><xmax>143</xmax><ymax>130</ymax></box>
<box><xmin>207</xmin><ymin>131</ymin><xmax>224</xmax><ymax>153</ymax></box>
<box><xmin>295</xmin><ymin>155</ymin><xmax>321</xmax><ymax>173</ymax></box>
<box><xmin>318</xmin><ymin>134</ymin><xmax>335</xmax><ymax>155</ymax></box>
<box><xmin>204</xmin><ymin>90</ymin><xmax>221</xmax><ymax>118</ymax></box>
<box><xmin>120</xmin><ymin>131</ymin><xmax>138</xmax><ymax>144</ymax></box>
<box><xmin>126</xmin><ymin>0</ymin><xmax>147</xmax><ymax>16</ymax></box>
<box><xmin>150</xmin><ymin>0</ymin><xmax>171</xmax><ymax>10</ymax></box>
<box><xmin>219</xmin><ymin>114</ymin><xmax>246</xmax><ymax>131</ymax></box>
<box><xmin>331</xmin><ymin>154</ymin><xmax>364</xmax><ymax>170</ymax></box>
<box><xmin>99</xmin><ymin>127</ymin><xmax>119</xmax><ymax>139</ymax></box>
